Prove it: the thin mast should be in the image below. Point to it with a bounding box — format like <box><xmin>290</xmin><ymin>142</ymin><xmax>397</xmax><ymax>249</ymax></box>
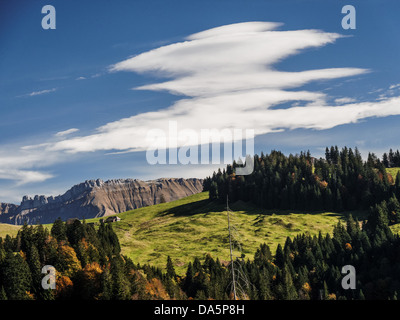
<box><xmin>227</xmin><ymin>195</ymin><xmax>237</xmax><ymax>300</ymax></box>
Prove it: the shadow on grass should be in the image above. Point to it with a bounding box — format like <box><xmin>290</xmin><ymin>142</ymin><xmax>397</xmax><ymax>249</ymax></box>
<box><xmin>161</xmin><ymin>198</ymin><xmax>225</xmax><ymax>216</ymax></box>
<box><xmin>161</xmin><ymin>194</ymin><xmax>368</xmax><ymax>221</ymax></box>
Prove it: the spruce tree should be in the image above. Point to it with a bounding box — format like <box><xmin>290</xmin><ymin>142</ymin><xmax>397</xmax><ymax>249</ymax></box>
<box><xmin>166</xmin><ymin>256</ymin><xmax>176</xmax><ymax>280</ymax></box>
<box><xmin>51</xmin><ymin>218</ymin><xmax>67</xmax><ymax>242</ymax></box>
<box><xmin>1</xmin><ymin>252</ymin><xmax>32</xmax><ymax>300</ymax></box>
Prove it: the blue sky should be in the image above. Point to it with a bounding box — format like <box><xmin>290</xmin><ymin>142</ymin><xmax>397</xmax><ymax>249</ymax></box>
<box><xmin>1</xmin><ymin>0</ymin><xmax>400</xmax><ymax>203</ymax></box>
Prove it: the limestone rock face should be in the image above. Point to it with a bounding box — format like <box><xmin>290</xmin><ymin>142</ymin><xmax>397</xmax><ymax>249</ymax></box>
<box><xmin>0</xmin><ymin>178</ymin><xmax>203</xmax><ymax>225</ymax></box>
<box><xmin>0</xmin><ymin>203</ymin><xmax>19</xmax><ymax>224</ymax></box>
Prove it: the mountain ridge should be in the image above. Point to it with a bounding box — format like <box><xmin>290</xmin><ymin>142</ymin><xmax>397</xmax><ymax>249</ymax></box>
<box><xmin>0</xmin><ymin>177</ymin><xmax>203</xmax><ymax>225</ymax></box>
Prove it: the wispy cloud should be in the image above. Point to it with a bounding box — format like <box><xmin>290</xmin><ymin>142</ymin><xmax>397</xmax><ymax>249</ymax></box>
<box><xmin>55</xmin><ymin>128</ymin><xmax>80</xmax><ymax>137</ymax></box>
<box><xmin>0</xmin><ymin>147</ymin><xmax>57</xmax><ymax>185</ymax></box>
<box><xmin>26</xmin><ymin>88</ymin><xmax>57</xmax><ymax>97</ymax></box>
<box><xmin>334</xmin><ymin>97</ymin><xmax>357</xmax><ymax>104</ymax></box>
<box><xmin>0</xmin><ymin>169</ymin><xmax>53</xmax><ymax>186</ymax></box>
<box><xmin>49</xmin><ymin>22</ymin><xmax>378</xmax><ymax>154</ymax></box>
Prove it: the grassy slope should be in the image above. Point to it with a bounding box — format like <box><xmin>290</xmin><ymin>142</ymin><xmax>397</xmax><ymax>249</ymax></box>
<box><xmin>0</xmin><ymin>223</ymin><xmax>21</xmax><ymax>238</ymax></box>
<box><xmin>97</xmin><ymin>192</ymin><xmax>362</xmax><ymax>274</ymax></box>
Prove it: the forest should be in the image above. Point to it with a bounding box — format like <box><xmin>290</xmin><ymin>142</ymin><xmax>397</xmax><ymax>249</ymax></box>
<box><xmin>204</xmin><ymin>146</ymin><xmax>400</xmax><ymax>224</ymax></box>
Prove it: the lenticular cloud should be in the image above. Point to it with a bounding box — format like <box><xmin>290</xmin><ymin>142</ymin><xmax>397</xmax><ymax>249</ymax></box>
<box><xmin>32</xmin><ymin>22</ymin><xmax>400</xmax><ymax>154</ymax></box>
<box><xmin>110</xmin><ymin>22</ymin><xmax>362</xmax><ymax>97</ymax></box>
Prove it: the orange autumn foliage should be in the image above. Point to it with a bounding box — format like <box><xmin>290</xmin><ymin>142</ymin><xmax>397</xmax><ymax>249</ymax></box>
<box><xmin>319</xmin><ymin>180</ymin><xmax>328</xmax><ymax>189</ymax></box>
<box><xmin>302</xmin><ymin>282</ymin><xmax>312</xmax><ymax>293</ymax></box>
<box><xmin>58</xmin><ymin>244</ymin><xmax>82</xmax><ymax>276</ymax></box>
<box><xmin>56</xmin><ymin>275</ymin><xmax>74</xmax><ymax>299</ymax></box>
<box><xmin>19</xmin><ymin>250</ymin><xmax>27</xmax><ymax>261</ymax></box>
<box><xmin>145</xmin><ymin>278</ymin><xmax>170</xmax><ymax>300</ymax></box>
<box><xmin>328</xmin><ymin>293</ymin><xmax>337</xmax><ymax>300</ymax></box>
<box><xmin>26</xmin><ymin>291</ymin><xmax>35</xmax><ymax>300</ymax></box>
<box><xmin>82</xmin><ymin>262</ymin><xmax>103</xmax><ymax>279</ymax></box>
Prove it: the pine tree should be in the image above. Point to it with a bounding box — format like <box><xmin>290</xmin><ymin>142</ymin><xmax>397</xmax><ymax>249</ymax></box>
<box><xmin>110</xmin><ymin>256</ymin><xmax>131</xmax><ymax>300</ymax></box>
<box><xmin>166</xmin><ymin>256</ymin><xmax>176</xmax><ymax>280</ymax></box>
<box><xmin>183</xmin><ymin>262</ymin><xmax>194</xmax><ymax>296</ymax></box>
<box><xmin>281</xmin><ymin>264</ymin><xmax>298</xmax><ymax>300</ymax></box>
<box><xmin>51</xmin><ymin>218</ymin><xmax>67</xmax><ymax>242</ymax></box>
<box><xmin>1</xmin><ymin>252</ymin><xmax>32</xmax><ymax>300</ymax></box>
<box><xmin>274</xmin><ymin>244</ymin><xmax>285</xmax><ymax>269</ymax></box>
<box><xmin>383</xmin><ymin>153</ymin><xmax>389</xmax><ymax>167</ymax></box>
<box><xmin>27</xmin><ymin>244</ymin><xmax>53</xmax><ymax>300</ymax></box>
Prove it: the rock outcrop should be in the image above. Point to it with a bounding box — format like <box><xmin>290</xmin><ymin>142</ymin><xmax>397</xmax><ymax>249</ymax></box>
<box><xmin>0</xmin><ymin>178</ymin><xmax>203</xmax><ymax>225</ymax></box>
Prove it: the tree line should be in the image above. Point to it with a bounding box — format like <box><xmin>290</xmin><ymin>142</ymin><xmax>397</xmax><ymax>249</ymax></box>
<box><xmin>203</xmin><ymin>146</ymin><xmax>400</xmax><ymax>225</ymax></box>
<box><xmin>382</xmin><ymin>149</ymin><xmax>400</xmax><ymax>168</ymax></box>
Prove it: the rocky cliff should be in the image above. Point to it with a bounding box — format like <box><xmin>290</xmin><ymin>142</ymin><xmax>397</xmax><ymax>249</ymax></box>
<box><xmin>0</xmin><ymin>178</ymin><xmax>203</xmax><ymax>225</ymax></box>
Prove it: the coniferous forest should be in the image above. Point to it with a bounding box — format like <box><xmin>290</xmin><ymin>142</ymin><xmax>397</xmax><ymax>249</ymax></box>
<box><xmin>1</xmin><ymin>147</ymin><xmax>400</xmax><ymax>300</ymax></box>
<box><xmin>204</xmin><ymin>146</ymin><xmax>400</xmax><ymax>224</ymax></box>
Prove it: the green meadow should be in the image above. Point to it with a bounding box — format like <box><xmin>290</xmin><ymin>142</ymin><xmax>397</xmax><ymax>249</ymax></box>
<box><xmin>89</xmin><ymin>192</ymin><xmax>363</xmax><ymax>274</ymax></box>
<box><xmin>6</xmin><ymin>185</ymin><xmax>400</xmax><ymax>275</ymax></box>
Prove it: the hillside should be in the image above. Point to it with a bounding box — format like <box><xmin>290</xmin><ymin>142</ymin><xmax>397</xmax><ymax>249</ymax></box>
<box><xmin>92</xmin><ymin>191</ymin><xmax>367</xmax><ymax>274</ymax></box>
<box><xmin>0</xmin><ymin>223</ymin><xmax>20</xmax><ymax>238</ymax></box>
<box><xmin>0</xmin><ymin>191</ymin><xmax>372</xmax><ymax>275</ymax></box>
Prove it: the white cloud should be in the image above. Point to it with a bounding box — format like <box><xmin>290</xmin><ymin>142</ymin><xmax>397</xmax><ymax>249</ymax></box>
<box><xmin>27</xmin><ymin>88</ymin><xmax>57</xmax><ymax>96</ymax></box>
<box><xmin>0</xmin><ymin>169</ymin><xmax>53</xmax><ymax>185</ymax></box>
<box><xmin>334</xmin><ymin>97</ymin><xmax>357</xmax><ymax>104</ymax></box>
<box><xmin>49</xmin><ymin>22</ymin><xmax>379</xmax><ymax>154</ymax></box>
<box><xmin>55</xmin><ymin>128</ymin><xmax>80</xmax><ymax>137</ymax></box>
<box><xmin>389</xmin><ymin>83</ymin><xmax>400</xmax><ymax>90</ymax></box>
<box><xmin>76</xmin><ymin>76</ymin><xmax>86</xmax><ymax>80</ymax></box>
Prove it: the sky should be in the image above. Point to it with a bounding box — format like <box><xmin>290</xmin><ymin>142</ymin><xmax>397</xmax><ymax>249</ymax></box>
<box><xmin>1</xmin><ymin>0</ymin><xmax>400</xmax><ymax>203</ymax></box>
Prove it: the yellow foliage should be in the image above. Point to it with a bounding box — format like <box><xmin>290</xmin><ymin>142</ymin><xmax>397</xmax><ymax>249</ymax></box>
<box><xmin>82</xmin><ymin>262</ymin><xmax>103</xmax><ymax>280</ymax></box>
<box><xmin>302</xmin><ymin>282</ymin><xmax>312</xmax><ymax>293</ymax></box>
<box><xmin>327</xmin><ymin>293</ymin><xmax>337</xmax><ymax>300</ymax></box>
<box><xmin>145</xmin><ymin>278</ymin><xmax>170</xmax><ymax>300</ymax></box>
<box><xmin>56</xmin><ymin>275</ymin><xmax>73</xmax><ymax>299</ymax></box>
<box><xmin>58</xmin><ymin>244</ymin><xmax>82</xmax><ymax>276</ymax></box>
<box><xmin>19</xmin><ymin>250</ymin><xmax>27</xmax><ymax>261</ymax></box>
<box><xmin>45</xmin><ymin>235</ymin><xmax>57</xmax><ymax>245</ymax></box>
<box><xmin>80</xmin><ymin>238</ymin><xmax>90</xmax><ymax>250</ymax></box>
